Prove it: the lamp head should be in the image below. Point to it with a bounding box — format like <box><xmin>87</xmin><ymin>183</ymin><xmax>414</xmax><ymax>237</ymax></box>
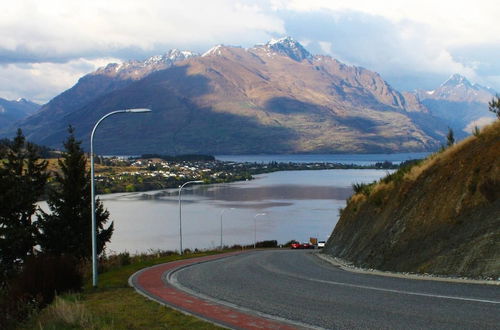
<box><xmin>126</xmin><ymin>108</ymin><xmax>152</xmax><ymax>113</ymax></box>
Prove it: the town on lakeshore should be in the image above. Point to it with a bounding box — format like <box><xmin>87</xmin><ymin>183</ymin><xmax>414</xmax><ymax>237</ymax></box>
<box><xmin>91</xmin><ymin>154</ymin><xmax>401</xmax><ymax>194</ymax></box>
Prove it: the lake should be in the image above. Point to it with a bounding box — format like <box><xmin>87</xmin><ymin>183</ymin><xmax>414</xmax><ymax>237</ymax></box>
<box><xmin>96</xmin><ymin>169</ymin><xmax>391</xmax><ymax>254</ymax></box>
<box><xmin>215</xmin><ymin>152</ymin><xmax>429</xmax><ymax>165</ymax></box>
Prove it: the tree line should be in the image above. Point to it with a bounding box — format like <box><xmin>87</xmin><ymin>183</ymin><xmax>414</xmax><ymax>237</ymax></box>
<box><xmin>0</xmin><ymin>127</ymin><xmax>113</xmax><ymax>284</ymax></box>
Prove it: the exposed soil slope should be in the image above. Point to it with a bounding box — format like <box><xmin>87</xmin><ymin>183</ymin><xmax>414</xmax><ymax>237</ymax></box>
<box><xmin>324</xmin><ymin>121</ymin><xmax>500</xmax><ymax>278</ymax></box>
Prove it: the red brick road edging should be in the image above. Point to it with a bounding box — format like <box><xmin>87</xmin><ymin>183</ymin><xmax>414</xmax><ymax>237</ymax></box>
<box><xmin>129</xmin><ymin>251</ymin><xmax>300</xmax><ymax>329</ymax></box>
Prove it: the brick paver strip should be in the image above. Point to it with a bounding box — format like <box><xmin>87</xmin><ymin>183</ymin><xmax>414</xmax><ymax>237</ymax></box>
<box><xmin>129</xmin><ymin>251</ymin><xmax>299</xmax><ymax>329</ymax></box>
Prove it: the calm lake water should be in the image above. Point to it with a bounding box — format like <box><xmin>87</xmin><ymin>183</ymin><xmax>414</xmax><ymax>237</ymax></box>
<box><xmin>93</xmin><ymin>169</ymin><xmax>391</xmax><ymax>254</ymax></box>
<box><xmin>215</xmin><ymin>152</ymin><xmax>429</xmax><ymax>165</ymax></box>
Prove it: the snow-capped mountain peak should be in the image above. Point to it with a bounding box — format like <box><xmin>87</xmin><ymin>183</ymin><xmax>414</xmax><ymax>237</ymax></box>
<box><xmin>418</xmin><ymin>73</ymin><xmax>496</xmax><ymax>104</ymax></box>
<box><xmin>202</xmin><ymin>45</ymin><xmax>224</xmax><ymax>57</ymax></box>
<box><xmin>264</xmin><ymin>36</ymin><xmax>312</xmax><ymax>62</ymax></box>
<box><xmin>94</xmin><ymin>49</ymin><xmax>199</xmax><ymax>79</ymax></box>
<box><xmin>441</xmin><ymin>74</ymin><xmax>473</xmax><ymax>88</ymax></box>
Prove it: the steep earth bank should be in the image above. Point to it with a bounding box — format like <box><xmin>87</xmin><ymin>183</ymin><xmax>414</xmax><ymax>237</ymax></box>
<box><xmin>324</xmin><ymin>121</ymin><xmax>500</xmax><ymax>278</ymax></box>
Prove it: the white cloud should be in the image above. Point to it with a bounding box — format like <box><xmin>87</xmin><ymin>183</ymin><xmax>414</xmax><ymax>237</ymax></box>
<box><xmin>0</xmin><ymin>58</ymin><xmax>120</xmax><ymax>103</ymax></box>
<box><xmin>1</xmin><ymin>0</ymin><xmax>499</xmax><ymax>101</ymax></box>
<box><xmin>271</xmin><ymin>0</ymin><xmax>500</xmax><ymax>46</ymax></box>
<box><xmin>464</xmin><ymin>117</ymin><xmax>496</xmax><ymax>133</ymax></box>
<box><xmin>0</xmin><ymin>0</ymin><xmax>284</xmax><ymax>61</ymax></box>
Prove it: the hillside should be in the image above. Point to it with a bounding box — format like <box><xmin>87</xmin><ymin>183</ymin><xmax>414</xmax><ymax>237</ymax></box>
<box><xmin>0</xmin><ymin>98</ymin><xmax>40</xmax><ymax>129</ymax></box>
<box><xmin>323</xmin><ymin>120</ymin><xmax>500</xmax><ymax>278</ymax></box>
<box><xmin>2</xmin><ymin>38</ymin><xmax>445</xmax><ymax>154</ymax></box>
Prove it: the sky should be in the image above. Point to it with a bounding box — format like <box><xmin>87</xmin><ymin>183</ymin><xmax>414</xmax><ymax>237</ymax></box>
<box><xmin>1</xmin><ymin>0</ymin><xmax>499</xmax><ymax>104</ymax></box>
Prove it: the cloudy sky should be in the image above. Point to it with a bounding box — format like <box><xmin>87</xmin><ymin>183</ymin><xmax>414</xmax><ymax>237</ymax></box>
<box><xmin>1</xmin><ymin>0</ymin><xmax>499</xmax><ymax>103</ymax></box>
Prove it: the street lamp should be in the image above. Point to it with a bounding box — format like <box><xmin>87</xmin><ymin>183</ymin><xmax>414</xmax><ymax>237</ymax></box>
<box><xmin>178</xmin><ymin>180</ymin><xmax>203</xmax><ymax>255</ymax></box>
<box><xmin>254</xmin><ymin>213</ymin><xmax>266</xmax><ymax>248</ymax></box>
<box><xmin>219</xmin><ymin>208</ymin><xmax>235</xmax><ymax>250</ymax></box>
<box><xmin>90</xmin><ymin>108</ymin><xmax>151</xmax><ymax>288</ymax></box>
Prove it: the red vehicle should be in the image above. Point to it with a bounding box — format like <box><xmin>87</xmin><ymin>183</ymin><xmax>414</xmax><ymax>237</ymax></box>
<box><xmin>290</xmin><ymin>242</ymin><xmax>315</xmax><ymax>249</ymax></box>
<box><xmin>301</xmin><ymin>242</ymin><xmax>314</xmax><ymax>249</ymax></box>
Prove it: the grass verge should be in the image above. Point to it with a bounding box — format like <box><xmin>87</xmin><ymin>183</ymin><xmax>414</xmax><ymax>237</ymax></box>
<box><xmin>22</xmin><ymin>251</ymin><xmax>227</xmax><ymax>329</ymax></box>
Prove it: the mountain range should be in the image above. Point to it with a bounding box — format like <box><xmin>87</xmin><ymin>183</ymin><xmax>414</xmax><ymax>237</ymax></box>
<box><xmin>1</xmin><ymin>38</ymin><xmax>496</xmax><ymax>154</ymax></box>
<box><xmin>0</xmin><ymin>98</ymin><xmax>40</xmax><ymax>130</ymax></box>
<box><xmin>416</xmin><ymin>74</ymin><xmax>496</xmax><ymax>138</ymax></box>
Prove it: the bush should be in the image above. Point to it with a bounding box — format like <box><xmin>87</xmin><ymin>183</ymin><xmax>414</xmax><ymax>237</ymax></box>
<box><xmin>255</xmin><ymin>240</ymin><xmax>278</xmax><ymax>248</ymax></box>
<box><xmin>352</xmin><ymin>182</ymin><xmax>375</xmax><ymax>196</ymax></box>
<box><xmin>0</xmin><ymin>255</ymin><xmax>83</xmax><ymax>329</ymax></box>
<box><xmin>9</xmin><ymin>255</ymin><xmax>83</xmax><ymax>308</ymax></box>
<box><xmin>381</xmin><ymin>159</ymin><xmax>423</xmax><ymax>184</ymax></box>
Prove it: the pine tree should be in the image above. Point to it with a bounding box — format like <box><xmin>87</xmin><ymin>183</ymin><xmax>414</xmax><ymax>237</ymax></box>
<box><xmin>37</xmin><ymin>127</ymin><xmax>113</xmax><ymax>259</ymax></box>
<box><xmin>0</xmin><ymin>129</ymin><xmax>47</xmax><ymax>278</ymax></box>
<box><xmin>488</xmin><ymin>95</ymin><xmax>500</xmax><ymax>119</ymax></box>
<box><xmin>446</xmin><ymin>127</ymin><xmax>455</xmax><ymax>147</ymax></box>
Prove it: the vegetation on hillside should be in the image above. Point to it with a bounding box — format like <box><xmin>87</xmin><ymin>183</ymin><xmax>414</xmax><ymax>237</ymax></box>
<box><xmin>19</xmin><ymin>250</ymin><xmax>226</xmax><ymax>330</ymax></box>
<box><xmin>325</xmin><ymin>120</ymin><xmax>500</xmax><ymax>278</ymax></box>
<box><xmin>0</xmin><ymin>128</ymin><xmax>114</xmax><ymax>329</ymax></box>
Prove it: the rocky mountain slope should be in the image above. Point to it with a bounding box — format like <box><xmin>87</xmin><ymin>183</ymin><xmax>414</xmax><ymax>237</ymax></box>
<box><xmin>323</xmin><ymin>120</ymin><xmax>500</xmax><ymax>278</ymax></box>
<box><xmin>0</xmin><ymin>98</ymin><xmax>40</xmax><ymax>129</ymax></box>
<box><xmin>3</xmin><ymin>38</ymin><xmax>446</xmax><ymax>154</ymax></box>
<box><xmin>416</xmin><ymin>74</ymin><xmax>497</xmax><ymax>138</ymax></box>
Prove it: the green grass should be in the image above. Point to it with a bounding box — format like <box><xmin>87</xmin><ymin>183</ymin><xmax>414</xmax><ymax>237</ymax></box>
<box><xmin>23</xmin><ymin>251</ymin><xmax>227</xmax><ymax>329</ymax></box>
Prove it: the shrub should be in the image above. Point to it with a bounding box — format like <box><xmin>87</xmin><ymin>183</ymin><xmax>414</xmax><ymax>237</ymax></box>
<box><xmin>381</xmin><ymin>159</ymin><xmax>423</xmax><ymax>184</ymax></box>
<box><xmin>0</xmin><ymin>255</ymin><xmax>82</xmax><ymax>329</ymax></box>
<box><xmin>352</xmin><ymin>182</ymin><xmax>375</xmax><ymax>196</ymax></box>
<box><xmin>255</xmin><ymin>240</ymin><xmax>278</xmax><ymax>248</ymax></box>
<box><xmin>473</xmin><ymin>126</ymin><xmax>481</xmax><ymax>137</ymax></box>
<box><xmin>9</xmin><ymin>255</ymin><xmax>83</xmax><ymax>308</ymax></box>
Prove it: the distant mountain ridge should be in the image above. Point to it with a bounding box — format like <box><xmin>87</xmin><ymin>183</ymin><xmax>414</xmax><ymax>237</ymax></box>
<box><xmin>0</xmin><ymin>98</ymin><xmax>40</xmax><ymax>129</ymax></box>
<box><xmin>415</xmin><ymin>74</ymin><xmax>497</xmax><ymax>137</ymax></box>
<box><xmin>2</xmin><ymin>37</ymin><xmax>447</xmax><ymax>154</ymax></box>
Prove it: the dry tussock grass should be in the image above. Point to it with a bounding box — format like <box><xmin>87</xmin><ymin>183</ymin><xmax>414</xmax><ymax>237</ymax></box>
<box><xmin>41</xmin><ymin>296</ymin><xmax>93</xmax><ymax>328</ymax></box>
<box><xmin>349</xmin><ymin>193</ymin><xmax>367</xmax><ymax>205</ymax></box>
<box><xmin>405</xmin><ymin>121</ymin><xmax>499</xmax><ymax>182</ymax></box>
<box><xmin>371</xmin><ymin>181</ymin><xmax>394</xmax><ymax>195</ymax></box>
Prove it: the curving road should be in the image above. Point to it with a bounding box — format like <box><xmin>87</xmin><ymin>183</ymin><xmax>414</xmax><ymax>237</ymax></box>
<box><xmin>171</xmin><ymin>250</ymin><xmax>500</xmax><ymax>329</ymax></box>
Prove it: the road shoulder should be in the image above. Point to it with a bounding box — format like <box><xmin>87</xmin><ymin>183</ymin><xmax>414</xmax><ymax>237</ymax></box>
<box><xmin>315</xmin><ymin>252</ymin><xmax>500</xmax><ymax>286</ymax></box>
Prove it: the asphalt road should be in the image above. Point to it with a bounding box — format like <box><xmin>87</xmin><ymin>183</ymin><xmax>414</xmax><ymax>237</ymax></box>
<box><xmin>171</xmin><ymin>250</ymin><xmax>500</xmax><ymax>329</ymax></box>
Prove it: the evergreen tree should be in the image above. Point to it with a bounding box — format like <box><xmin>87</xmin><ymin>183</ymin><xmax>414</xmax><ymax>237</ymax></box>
<box><xmin>446</xmin><ymin>127</ymin><xmax>455</xmax><ymax>147</ymax></box>
<box><xmin>488</xmin><ymin>95</ymin><xmax>500</xmax><ymax>119</ymax></box>
<box><xmin>0</xmin><ymin>129</ymin><xmax>47</xmax><ymax>278</ymax></box>
<box><xmin>37</xmin><ymin>127</ymin><xmax>113</xmax><ymax>259</ymax></box>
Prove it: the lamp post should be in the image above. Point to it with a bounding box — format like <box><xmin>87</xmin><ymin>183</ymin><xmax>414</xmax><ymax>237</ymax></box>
<box><xmin>91</xmin><ymin>108</ymin><xmax>151</xmax><ymax>288</ymax></box>
<box><xmin>219</xmin><ymin>208</ymin><xmax>234</xmax><ymax>250</ymax></box>
<box><xmin>253</xmin><ymin>213</ymin><xmax>266</xmax><ymax>248</ymax></box>
<box><xmin>178</xmin><ymin>180</ymin><xmax>203</xmax><ymax>255</ymax></box>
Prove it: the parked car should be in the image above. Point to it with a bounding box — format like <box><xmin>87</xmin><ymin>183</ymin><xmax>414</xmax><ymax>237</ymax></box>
<box><xmin>290</xmin><ymin>242</ymin><xmax>302</xmax><ymax>249</ymax></box>
<box><xmin>301</xmin><ymin>242</ymin><xmax>314</xmax><ymax>249</ymax></box>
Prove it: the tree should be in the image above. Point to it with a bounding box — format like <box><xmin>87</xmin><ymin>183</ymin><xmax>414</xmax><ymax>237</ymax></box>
<box><xmin>472</xmin><ymin>126</ymin><xmax>481</xmax><ymax>137</ymax></box>
<box><xmin>0</xmin><ymin>129</ymin><xmax>48</xmax><ymax>278</ymax></box>
<box><xmin>446</xmin><ymin>127</ymin><xmax>455</xmax><ymax>147</ymax></box>
<box><xmin>37</xmin><ymin>127</ymin><xmax>113</xmax><ymax>259</ymax></box>
<box><xmin>488</xmin><ymin>95</ymin><xmax>500</xmax><ymax>119</ymax></box>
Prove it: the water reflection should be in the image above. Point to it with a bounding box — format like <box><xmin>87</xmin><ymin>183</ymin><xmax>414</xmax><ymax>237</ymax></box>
<box><xmin>94</xmin><ymin>169</ymin><xmax>388</xmax><ymax>254</ymax></box>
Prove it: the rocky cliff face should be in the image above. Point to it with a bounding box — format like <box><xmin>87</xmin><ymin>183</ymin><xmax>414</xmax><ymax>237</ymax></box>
<box><xmin>324</xmin><ymin>121</ymin><xmax>500</xmax><ymax>278</ymax></box>
<box><xmin>3</xmin><ymin>38</ymin><xmax>445</xmax><ymax>154</ymax></box>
